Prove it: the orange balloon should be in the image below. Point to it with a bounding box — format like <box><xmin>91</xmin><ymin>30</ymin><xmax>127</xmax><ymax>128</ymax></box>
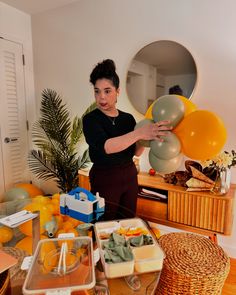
<box><xmin>47</xmin><ymin>203</ymin><xmax>60</xmax><ymax>215</ymax></box>
<box><xmin>174</xmin><ymin>110</ymin><xmax>227</xmax><ymax>160</ymax></box>
<box><xmin>19</xmin><ymin>203</ymin><xmax>52</xmax><ymax>236</ymax></box>
<box><xmin>62</xmin><ymin>221</ymin><xmax>74</xmax><ymax>231</ymax></box>
<box><xmin>177</xmin><ymin>95</ymin><xmax>197</xmax><ymax>117</ymax></box>
<box><xmin>15</xmin><ymin>183</ymin><xmax>44</xmax><ymax>198</ymax></box>
<box><xmin>15</xmin><ymin>235</ymin><xmax>48</xmax><ymax>255</ymax></box>
<box><xmin>0</xmin><ymin>226</ymin><xmax>13</xmax><ymax>243</ymax></box>
<box><xmin>52</xmin><ymin>193</ymin><xmax>60</xmax><ymax>200</ymax></box>
<box><xmin>63</xmin><ymin>215</ymin><xmax>82</xmax><ymax>228</ymax></box>
<box><xmin>15</xmin><ymin>236</ymin><xmax>33</xmax><ymax>254</ymax></box>
<box><xmin>40</xmin><ymin>239</ymin><xmax>57</xmax><ymax>273</ymax></box>
<box><xmin>54</xmin><ymin>215</ymin><xmax>64</xmax><ymax>229</ymax></box>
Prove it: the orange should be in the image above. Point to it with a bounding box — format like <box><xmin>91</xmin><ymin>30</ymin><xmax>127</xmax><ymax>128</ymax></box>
<box><xmin>0</xmin><ymin>226</ymin><xmax>13</xmax><ymax>243</ymax></box>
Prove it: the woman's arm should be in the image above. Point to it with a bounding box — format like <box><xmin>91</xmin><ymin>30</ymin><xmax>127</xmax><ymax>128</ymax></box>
<box><xmin>104</xmin><ymin>120</ymin><xmax>172</xmax><ymax>154</ymax></box>
<box><xmin>135</xmin><ymin>142</ymin><xmax>145</xmax><ymax>157</ymax></box>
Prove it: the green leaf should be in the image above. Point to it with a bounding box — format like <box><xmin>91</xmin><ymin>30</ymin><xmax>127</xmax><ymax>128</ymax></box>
<box><xmin>28</xmin><ymin>89</ymin><xmax>94</xmax><ymax>192</ymax></box>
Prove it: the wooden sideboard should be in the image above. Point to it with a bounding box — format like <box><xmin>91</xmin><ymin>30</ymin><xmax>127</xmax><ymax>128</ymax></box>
<box><xmin>78</xmin><ymin>171</ymin><xmax>235</xmax><ymax>241</ymax></box>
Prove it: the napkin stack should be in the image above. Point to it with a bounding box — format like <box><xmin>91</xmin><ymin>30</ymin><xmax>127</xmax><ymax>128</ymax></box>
<box><xmin>186</xmin><ymin>166</ymin><xmax>215</xmax><ymax>191</ymax></box>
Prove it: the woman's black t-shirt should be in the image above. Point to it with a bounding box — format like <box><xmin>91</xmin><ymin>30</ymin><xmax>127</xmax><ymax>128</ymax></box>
<box><xmin>82</xmin><ymin>108</ymin><xmax>136</xmax><ymax>167</ymax></box>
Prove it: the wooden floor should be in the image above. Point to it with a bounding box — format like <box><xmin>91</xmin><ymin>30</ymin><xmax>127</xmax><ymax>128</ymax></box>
<box><xmin>107</xmin><ymin>258</ymin><xmax>236</xmax><ymax>295</ymax></box>
<box><xmin>222</xmin><ymin>258</ymin><xmax>236</xmax><ymax>295</ymax></box>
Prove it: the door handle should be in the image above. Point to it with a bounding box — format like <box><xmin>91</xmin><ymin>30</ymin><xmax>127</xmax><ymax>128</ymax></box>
<box><xmin>4</xmin><ymin>137</ymin><xmax>18</xmax><ymax>143</ymax></box>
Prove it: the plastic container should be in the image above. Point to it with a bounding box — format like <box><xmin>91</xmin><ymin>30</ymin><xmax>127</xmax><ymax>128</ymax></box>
<box><xmin>100</xmin><ymin>250</ymin><xmax>134</xmax><ymax>278</ymax></box>
<box><xmin>132</xmin><ymin>244</ymin><xmax>164</xmax><ymax>273</ymax></box>
<box><xmin>22</xmin><ymin>236</ymin><xmax>95</xmax><ymax>294</ymax></box>
<box><xmin>94</xmin><ymin>218</ymin><xmax>164</xmax><ymax>278</ymax></box>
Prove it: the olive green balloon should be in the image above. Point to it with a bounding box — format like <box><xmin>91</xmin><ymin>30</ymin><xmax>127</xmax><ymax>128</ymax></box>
<box><xmin>150</xmin><ymin>132</ymin><xmax>181</xmax><ymax>160</ymax></box>
<box><xmin>152</xmin><ymin>95</ymin><xmax>185</xmax><ymax>127</ymax></box>
<box><xmin>135</xmin><ymin>118</ymin><xmax>154</xmax><ymax>147</ymax></box>
<box><xmin>3</xmin><ymin>187</ymin><xmax>29</xmax><ymax>202</ymax></box>
<box><xmin>149</xmin><ymin>150</ymin><xmax>183</xmax><ymax>174</ymax></box>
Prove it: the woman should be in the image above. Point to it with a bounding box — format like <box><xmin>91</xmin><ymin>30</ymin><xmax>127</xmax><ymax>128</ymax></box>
<box><xmin>83</xmin><ymin>59</ymin><xmax>171</xmax><ymax>293</ymax></box>
<box><xmin>83</xmin><ymin>59</ymin><xmax>171</xmax><ymax>219</ymax></box>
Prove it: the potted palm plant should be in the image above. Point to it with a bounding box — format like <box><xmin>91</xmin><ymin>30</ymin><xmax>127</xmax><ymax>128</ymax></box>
<box><xmin>28</xmin><ymin>88</ymin><xmax>96</xmax><ymax>193</ymax></box>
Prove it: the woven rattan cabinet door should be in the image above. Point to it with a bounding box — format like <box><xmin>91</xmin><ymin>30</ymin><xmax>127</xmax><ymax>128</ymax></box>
<box><xmin>168</xmin><ymin>190</ymin><xmax>233</xmax><ymax>234</ymax></box>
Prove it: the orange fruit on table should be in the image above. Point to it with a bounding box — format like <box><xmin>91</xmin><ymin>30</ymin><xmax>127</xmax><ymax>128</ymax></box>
<box><xmin>0</xmin><ymin>226</ymin><xmax>13</xmax><ymax>243</ymax></box>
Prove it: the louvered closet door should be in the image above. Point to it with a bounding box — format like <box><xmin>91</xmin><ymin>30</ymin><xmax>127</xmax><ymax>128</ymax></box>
<box><xmin>0</xmin><ymin>38</ymin><xmax>29</xmax><ymax>194</ymax></box>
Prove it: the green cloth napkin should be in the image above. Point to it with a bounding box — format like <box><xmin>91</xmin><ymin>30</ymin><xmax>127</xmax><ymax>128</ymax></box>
<box><xmin>103</xmin><ymin>233</ymin><xmax>133</xmax><ymax>264</ymax></box>
<box><xmin>127</xmin><ymin>234</ymin><xmax>154</xmax><ymax>247</ymax></box>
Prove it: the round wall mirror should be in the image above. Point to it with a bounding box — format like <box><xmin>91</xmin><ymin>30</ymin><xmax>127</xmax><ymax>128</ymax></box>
<box><xmin>126</xmin><ymin>40</ymin><xmax>197</xmax><ymax>115</ymax></box>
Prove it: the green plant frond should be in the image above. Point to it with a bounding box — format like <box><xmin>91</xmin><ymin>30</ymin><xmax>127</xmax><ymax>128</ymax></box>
<box><xmin>40</xmin><ymin>89</ymin><xmax>71</xmax><ymax>148</ymax></box>
<box><xmin>82</xmin><ymin>101</ymin><xmax>97</xmax><ymax>118</ymax></box>
<box><xmin>78</xmin><ymin>149</ymin><xmax>90</xmax><ymax>168</ymax></box>
<box><xmin>69</xmin><ymin>116</ymin><xmax>83</xmax><ymax>152</ymax></box>
<box><xmin>33</xmin><ymin>121</ymin><xmax>70</xmax><ymax>157</ymax></box>
<box><xmin>28</xmin><ymin>89</ymin><xmax>96</xmax><ymax>192</ymax></box>
<box><xmin>28</xmin><ymin>150</ymin><xmax>58</xmax><ymax>180</ymax></box>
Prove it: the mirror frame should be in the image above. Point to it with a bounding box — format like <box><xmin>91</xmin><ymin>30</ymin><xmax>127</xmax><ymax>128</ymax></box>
<box><xmin>126</xmin><ymin>40</ymin><xmax>197</xmax><ymax>115</ymax></box>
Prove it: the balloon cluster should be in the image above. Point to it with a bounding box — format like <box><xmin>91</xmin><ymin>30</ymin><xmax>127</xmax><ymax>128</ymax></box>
<box><xmin>15</xmin><ymin>193</ymin><xmax>82</xmax><ymax>254</ymax></box>
<box><xmin>136</xmin><ymin>94</ymin><xmax>227</xmax><ymax>174</ymax></box>
<box><xmin>0</xmin><ymin>183</ymin><xmax>83</xmax><ymax>255</ymax></box>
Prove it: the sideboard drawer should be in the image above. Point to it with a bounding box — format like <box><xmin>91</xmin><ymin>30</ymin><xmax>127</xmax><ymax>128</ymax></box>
<box><xmin>137</xmin><ymin>197</ymin><xmax>167</xmax><ymax>221</ymax></box>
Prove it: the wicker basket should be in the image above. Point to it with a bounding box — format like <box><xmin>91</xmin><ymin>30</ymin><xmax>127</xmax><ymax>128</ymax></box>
<box><xmin>156</xmin><ymin>233</ymin><xmax>230</xmax><ymax>295</ymax></box>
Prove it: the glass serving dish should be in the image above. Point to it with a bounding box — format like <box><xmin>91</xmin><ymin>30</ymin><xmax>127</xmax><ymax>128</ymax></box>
<box><xmin>22</xmin><ymin>236</ymin><xmax>95</xmax><ymax>294</ymax></box>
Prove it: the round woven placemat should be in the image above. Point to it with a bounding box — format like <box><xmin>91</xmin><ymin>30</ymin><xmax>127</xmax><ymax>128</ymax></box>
<box><xmin>156</xmin><ymin>233</ymin><xmax>230</xmax><ymax>295</ymax></box>
<box><xmin>2</xmin><ymin>247</ymin><xmax>28</xmax><ymax>282</ymax></box>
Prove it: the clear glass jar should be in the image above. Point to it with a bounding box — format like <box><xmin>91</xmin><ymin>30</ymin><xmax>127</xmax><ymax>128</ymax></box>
<box><xmin>212</xmin><ymin>168</ymin><xmax>231</xmax><ymax>195</ymax></box>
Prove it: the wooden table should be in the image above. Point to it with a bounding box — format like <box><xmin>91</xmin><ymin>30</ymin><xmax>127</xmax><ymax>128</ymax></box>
<box><xmin>137</xmin><ymin>172</ymin><xmax>235</xmax><ymax>242</ymax></box>
<box><xmin>78</xmin><ymin>170</ymin><xmax>235</xmax><ymax>243</ymax></box>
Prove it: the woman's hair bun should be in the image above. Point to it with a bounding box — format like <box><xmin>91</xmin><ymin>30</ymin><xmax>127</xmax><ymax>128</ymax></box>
<box><xmin>102</xmin><ymin>59</ymin><xmax>116</xmax><ymax>72</ymax></box>
<box><xmin>90</xmin><ymin>58</ymin><xmax>119</xmax><ymax>88</ymax></box>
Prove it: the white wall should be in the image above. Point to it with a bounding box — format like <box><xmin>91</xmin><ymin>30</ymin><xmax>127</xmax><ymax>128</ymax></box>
<box><xmin>128</xmin><ymin>59</ymin><xmax>157</xmax><ymax>114</ymax></box>
<box><xmin>7</xmin><ymin>0</ymin><xmax>236</xmax><ymax>256</ymax></box>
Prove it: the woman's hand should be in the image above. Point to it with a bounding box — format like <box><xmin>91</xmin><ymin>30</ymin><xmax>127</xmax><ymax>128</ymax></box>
<box><xmin>137</xmin><ymin>120</ymin><xmax>172</xmax><ymax>141</ymax></box>
<box><xmin>104</xmin><ymin>120</ymin><xmax>172</xmax><ymax>154</ymax></box>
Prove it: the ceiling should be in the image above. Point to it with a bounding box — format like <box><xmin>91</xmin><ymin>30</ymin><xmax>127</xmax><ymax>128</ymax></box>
<box><xmin>0</xmin><ymin>0</ymin><xmax>77</xmax><ymax>14</ymax></box>
<box><xmin>2</xmin><ymin>1</ymin><xmax>196</xmax><ymax>76</ymax></box>
<box><xmin>134</xmin><ymin>40</ymin><xmax>197</xmax><ymax>76</ymax></box>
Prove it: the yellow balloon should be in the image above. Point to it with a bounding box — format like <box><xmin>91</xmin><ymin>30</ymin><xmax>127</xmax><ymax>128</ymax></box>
<box><xmin>32</xmin><ymin>195</ymin><xmax>51</xmax><ymax>204</ymax></box>
<box><xmin>177</xmin><ymin>95</ymin><xmax>197</xmax><ymax>117</ymax></box>
<box><xmin>174</xmin><ymin>110</ymin><xmax>227</xmax><ymax>160</ymax></box>
<box><xmin>145</xmin><ymin>95</ymin><xmax>196</xmax><ymax>120</ymax></box>
<box><xmin>145</xmin><ymin>101</ymin><xmax>155</xmax><ymax>119</ymax></box>
<box><xmin>19</xmin><ymin>202</ymin><xmax>52</xmax><ymax>236</ymax></box>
